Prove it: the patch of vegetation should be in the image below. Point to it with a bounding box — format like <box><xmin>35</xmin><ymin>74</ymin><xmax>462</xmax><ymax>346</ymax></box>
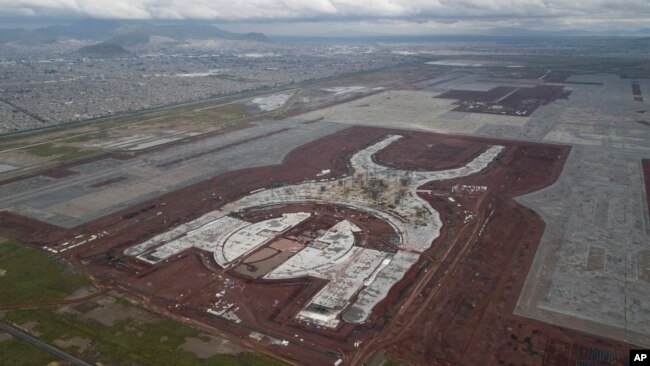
<box><xmin>24</xmin><ymin>143</ymin><xmax>99</xmax><ymax>161</ymax></box>
<box><xmin>0</xmin><ymin>99</ymin><xmax>255</xmax><ymax>158</ymax></box>
<box><xmin>196</xmin><ymin>334</ymin><xmax>212</xmax><ymax>342</ymax></box>
<box><xmin>385</xmin><ymin>359</ymin><xmax>412</xmax><ymax>366</ymax></box>
<box><xmin>156</xmin><ymin>103</ymin><xmax>250</xmax><ymax>127</ymax></box>
<box><xmin>197</xmin><ymin>103</ymin><xmax>250</xmax><ymax>121</ymax></box>
<box><xmin>25</xmin><ymin>143</ymin><xmax>83</xmax><ymax>157</ymax></box>
<box><xmin>0</xmin><ymin>141</ymin><xmax>28</xmax><ymax>152</ymax></box>
<box><xmin>0</xmin><ymin>336</ymin><xmax>59</xmax><ymax>366</ymax></box>
<box><xmin>4</xmin><ymin>301</ymin><xmax>288</xmax><ymax>366</ymax></box>
<box><xmin>62</xmin><ymin>129</ymin><xmax>109</xmax><ymax>143</ymax></box>
<box><xmin>0</xmin><ymin>239</ymin><xmax>91</xmax><ymax>306</ymax></box>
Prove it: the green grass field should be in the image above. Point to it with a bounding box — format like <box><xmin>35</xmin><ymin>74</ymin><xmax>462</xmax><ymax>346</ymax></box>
<box><xmin>195</xmin><ymin>103</ymin><xmax>250</xmax><ymax>121</ymax></box>
<box><xmin>0</xmin><ymin>100</ymin><xmax>252</xmax><ymax>159</ymax></box>
<box><xmin>0</xmin><ymin>336</ymin><xmax>60</xmax><ymax>366</ymax></box>
<box><xmin>4</xmin><ymin>304</ymin><xmax>287</xmax><ymax>366</ymax></box>
<box><xmin>20</xmin><ymin>143</ymin><xmax>101</xmax><ymax>164</ymax></box>
<box><xmin>385</xmin><ymin>359</ymin><xmax>412</xmax><ymax>366</ymax></box>
<box><xmin>0</xmin><ymin>141</ymin><xmax>26</xmax><ymax>152</ymax></box>
<box><xmin>61</xmin><ymin>129</ymin><xmax>110</xmax><ymax>143</ymax></box>
<box><xmin>0</xmin><ymin>239</ymin><xmax>287</xmax><ymax>365</ymax></box>
<box><xmin>0</xmin><ymin>239</ymin><xmax>91</xmax><ymax>306</ymax></box>
<box><xmin>155</xmin><ymin>102</ymin><xmax>251</xmax><ymax>127</ymax></box>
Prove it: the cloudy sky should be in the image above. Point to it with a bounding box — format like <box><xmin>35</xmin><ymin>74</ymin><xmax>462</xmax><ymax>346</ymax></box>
<box><xmin>1</xmin><ymin>0</ymin><xmax>649</xmax><ymax>35</ymax></box>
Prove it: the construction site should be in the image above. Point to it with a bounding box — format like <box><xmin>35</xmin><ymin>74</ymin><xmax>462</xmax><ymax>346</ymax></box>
<box><xmin>0</xmin><ymin>63</ymin><xmax>648</xmax><ymax>366</ymax></box>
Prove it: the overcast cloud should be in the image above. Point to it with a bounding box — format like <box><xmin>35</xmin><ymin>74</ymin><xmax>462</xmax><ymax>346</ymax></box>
<box><xmin>0</xmin><ymin>0</ymin><xmax>649</xmax><ymax>33</ymax></box>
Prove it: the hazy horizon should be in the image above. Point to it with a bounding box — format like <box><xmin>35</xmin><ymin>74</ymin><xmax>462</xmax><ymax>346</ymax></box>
<box><xmin>0</xmin><ymin>0</ymin><xmax>649</xmax><ymax>37</ymax></box>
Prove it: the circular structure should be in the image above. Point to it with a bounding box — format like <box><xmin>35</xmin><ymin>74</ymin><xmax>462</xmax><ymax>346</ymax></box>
<box><xmin>216</xmin><ymin>212</ymin><xmax>311</xmax><ymax>266</ymax></box>
<box><xmin>124</xmin><ymin>134</ymin><xmax>504</xmax><ymax>328</ymax></box>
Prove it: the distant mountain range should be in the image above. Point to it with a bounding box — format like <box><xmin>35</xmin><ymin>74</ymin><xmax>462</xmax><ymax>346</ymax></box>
<box><xmin>77</xmin><ymin>42</ymin><xmax>131</xmax><ymax>58</ymax></box>
<box><xmin>0</xmin><ymin>19</ymin><xmax>270</xmax><ymax>47</ymax></box>
<box><xmin>279</xmin><ymin>26</ymin><xmax>650</xmax><ymax>41</ymax></box>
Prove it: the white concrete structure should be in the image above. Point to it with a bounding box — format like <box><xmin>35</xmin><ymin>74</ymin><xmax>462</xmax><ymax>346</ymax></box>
<box><xmin>125</xmin><ymin>134</ymin><xmax>503</xmax><ymax>327</ymax></box>
<box><xmin>125</xmin><ymin>212</ymin><xmax>310</xmax><ymax>265</ymax></box>
<box><xmin>218</xmin><ymin>213</ymin><xmax>310</xmax><ymax>266</ymax></box>
<box><xmin>296</xmin><ymin>247</ymin><xmax>388</xmax><ymax>328</ymax></box>
<box><xmin>133</xmin><ymin>215</ymin><xmax>247</xmax><ymax>264</ymax></box>
<box><xmin>124</xmin><ymin>211</ymin><xmax>231</xmax><ymax>257</ymax></box>
<box><xmin>342</xmin><ymin>251</ymin><xmax>420</xmax><ymax>323</ymax></box>
<box><xmin>267</xmin><ymin>220</ymin><xmax>359</xmax><ymax>279</ymax></box>
<box><xmin>224</xmin><ymin>135</ymin><xmax>503</xmax><ymax>253</ymax></box>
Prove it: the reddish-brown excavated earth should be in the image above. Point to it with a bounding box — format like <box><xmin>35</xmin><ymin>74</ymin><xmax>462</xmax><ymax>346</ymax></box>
<box><xmin>0</xmin><ymin>125</ymin><xmax>636</xmax><ymax>366</ymax></box>
<box><xmin>42</xmin><ymin>167</ymin><xmax>78</xmax><ymax>179</ymax></box>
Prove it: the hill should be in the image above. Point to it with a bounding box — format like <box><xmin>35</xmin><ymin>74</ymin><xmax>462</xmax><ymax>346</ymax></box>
<box><xmin>0</xmin><ymin>19</ymin><xmax>270</xmax><ymax>46</ymax></box>
<box><xmin>77</xmin><ymin>42</ymin><xmax>130</xmax><ymax>58</ymax></box>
